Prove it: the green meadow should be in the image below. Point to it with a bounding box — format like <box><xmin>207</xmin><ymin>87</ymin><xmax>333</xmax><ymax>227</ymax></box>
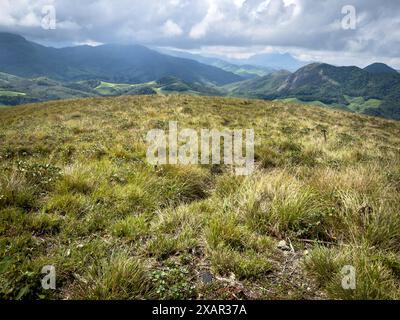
<box><xmin>1</xmin><ymin>95</ymin><xmax>400</xmax><ymax>300</ymax></box>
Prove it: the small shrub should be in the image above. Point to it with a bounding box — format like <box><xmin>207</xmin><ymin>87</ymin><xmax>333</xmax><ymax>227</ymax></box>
<box><xmin>151</xmin><ymin>264</ymin><xmax>196</xmax><ymax>299</ymax></box>
<box><xmin>70</xmin><ymin>252</ymin><xmax>153</xmax><ymax>300</ymax></box>
<box><xmin>111</xmin><ymin>214</ymin><xmax>149</xmax><ymax>241</ymax></box>
<box><xmin>209</xmin><ymin>246</ymin><xmax>272</xmax><ymax>280</ymax></box>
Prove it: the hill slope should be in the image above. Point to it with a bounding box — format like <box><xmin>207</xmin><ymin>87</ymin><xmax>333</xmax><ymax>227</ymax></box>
<box><xmin>224</xmin><ymin>70</ymin><xmax>291</xmax><ymax>97</ymax></box>
<box><xmin>0</xmin><ymin>72</ymin><xmax>96</xmax><ymax>105</ymax></box>
<box><xmin>0</xmin><ymin>33</ymin><xmax>242</xmax><ymax>85</ymax></box>
<box><xmin>1</xmin><ymin>95</ymin><xmax>400</xmax><ymax>300</ymax></box>
<box><xmin>364</xmin><ymin>63</ymin><xmax>399</xmax><ymax>74</ymax></box>
<box><xmin>228</xmin><ymin>63</ymin><xmax>400</xmax><ymax>120</ymax></box>
<box><xmin>0</xmin><ymin>72</ymin><xmax>223</xmax><ymax>106</ymax></box>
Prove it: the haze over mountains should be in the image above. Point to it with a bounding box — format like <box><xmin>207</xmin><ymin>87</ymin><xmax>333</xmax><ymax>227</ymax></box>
<box><xmin>156</xmin><ymin>47</ymin><xmax>307</xmax><ymax>76</ymax></box>
<box><xmin>155</xmin><ymin>48</ymin><xmax>278</xmax><ymax>79</ymax></box>
<box><xmin>0</xmin><ymin>32</ymin><xmax>399</xmax><ymax>120</ymax></box>
<box><xmin>0</xmin><ymin>33</ymin><xmax>241</xmax><ymax>85</ymax></box>
<box><xmin>233</xmin><ymin>52</ymin><xmax>308</xmax><ymax>72</ymax></box>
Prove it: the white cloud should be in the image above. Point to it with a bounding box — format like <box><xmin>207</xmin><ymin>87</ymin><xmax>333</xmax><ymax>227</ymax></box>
<box><xmin>19</xmin><ymin>12</ymin><xmax>41</xmax><ymax>27</ymax></box>
<box><xmin>233</xmin><ymin>0</ymin><xmax>246</xmax><ymax>8</ymax></box>
<box><xmin>163</xmin><ymin>19</ymin><xmax>183</xmax><ymax>37</ymax></box>
<box><xmin>0</xmin><ymin>0</ymin><xmax>399</xmax><ymax>68</ymax></box>
<box><xmin>74</xmin><ymin>39</ymin><xmax>103</xmax><ymax>46</ymax></box>
<box><xmin>189</xmin><ymin>1</ymin><xmax>224</xmax><ymax>39</ymax></box>
<box><xmin>57</xmin><ymin>20</ymin><xmax>81</xmax><ymax>30</ymax></box>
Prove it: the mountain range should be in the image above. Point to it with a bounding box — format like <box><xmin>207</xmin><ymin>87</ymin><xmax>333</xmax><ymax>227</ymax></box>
<box><xmin>156</xmin><ymin>48</ymin><xmax>278</xmax><ymax>78</ymax></box>
<box><xmin>0</xmin><ymin>33</ymin><xmax>241</xmax><ymax>85</ymax></box>
<box><xmin>228</xmin><ymin>62</ymin><xmax>400</xmax><ymax>119</ymax></box>
<box><xmin>0</xmin><ymin>32</ymin><xmax>399</xmax><ymax>120</ymax></box>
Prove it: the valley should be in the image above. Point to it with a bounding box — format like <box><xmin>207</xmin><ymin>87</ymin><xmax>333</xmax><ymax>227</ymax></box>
<box><xmin>1</xmin><ymin>32</ymin><xmax>399</xmax><ymax>121</ymax></box>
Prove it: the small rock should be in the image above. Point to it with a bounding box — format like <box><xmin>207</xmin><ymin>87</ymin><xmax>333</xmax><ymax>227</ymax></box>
<box><xmin>277</xmin><ymin>240</ymin><xmax>291</xmax><ymax>251</ymax></box>
<box><xmin>200</xmin><ymin>271</ymin><xmax>213</xmax><ymax>284</ymax></box>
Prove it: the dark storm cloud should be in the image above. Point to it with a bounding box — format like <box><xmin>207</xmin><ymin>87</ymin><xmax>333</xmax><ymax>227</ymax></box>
<box><xmin>0</xmin><ymin>0</ymin><xmax>399</xmax><ymax>66</ymax></box>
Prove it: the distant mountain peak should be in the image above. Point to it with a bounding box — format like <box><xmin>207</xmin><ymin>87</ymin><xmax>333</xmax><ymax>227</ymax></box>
<box><xmin>298</xmin><ymin>62</ymin><xmax>324</xmax><ymax>69</ymax></box>
<box><xmin>239</xmin><ymin>52</ymin><xmax>307</xmax><ymax>72</ymax></box>
<box><xmin>364</xmin><ymin>63</ymin><xmax>398</xmax><ymax>74</ymax></box>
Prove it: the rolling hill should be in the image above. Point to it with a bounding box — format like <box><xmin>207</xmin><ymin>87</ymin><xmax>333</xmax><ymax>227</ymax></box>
<box><xmin>228</xmin><ymin>63</ymin><xmax>400</xmax><ymax>120</ymax></box>
<box><xmin>0</xmin><ymin>72</ymin><xmax>95</xmax><ymax>106</ymax></box>
<box><xmin>364</xmin><ymin>63</ymin><xmax>399</xmax><ymax>75</ymax></box>
<box><xmin>79</xmin><ymin>76</ymin><xmax>222</xmax><ymax>97</ymax></box>
<box><xmin>224</xmin><ymin>70</ymin><xmax>292</xmax><ymax>98</ymax></box>
<box><xmin>0</xmin><ymin>72</ymin><xmax>223</xmax><ymax>106</ymax></box>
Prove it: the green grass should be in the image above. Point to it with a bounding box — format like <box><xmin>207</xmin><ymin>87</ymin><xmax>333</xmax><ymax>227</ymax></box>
<box><xmin>275</xmin><ymin>98</ymin><xmax>330</xmax><ymax>108</ymax></box>
<box><xmin>0</xmin><ymin>90</ymin><xmax>26</xmax><ymax>97</ymax></box>
<box><xmin>94</xmin><ymin>81</ymin><xmax>150</xmax><ymax>95</ymax></box>
<box><xmin>0</xmin><ymin>95</ymin><xmax>399</xmax><ymax>300</ymax></box>
<box><xmin>344</xmin><ymin>95</ymin><xmax>382</xmax><ymax>113</ymax></box>
<box><xmin>276</xmin><ymin>96</ymin><xmax>384</xmax><ymax>116</ymax></box>
<box><xmin>91</xmin><ymin>80</ymin><xmax>219</xmax><ymax>97</ymax></box>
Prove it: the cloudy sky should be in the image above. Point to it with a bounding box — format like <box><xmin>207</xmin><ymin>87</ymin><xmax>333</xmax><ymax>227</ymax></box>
<box><xmin>1</xmin><ymin>0</ymin><xmax>399</xmax><ymax>68</ymax></box>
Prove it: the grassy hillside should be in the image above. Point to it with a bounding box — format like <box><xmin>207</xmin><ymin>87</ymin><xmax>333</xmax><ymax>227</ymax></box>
<box><xmin>1</xmin><ymin>95</ymin><xmax>400</xmax><ymax>300</ymax></box>
<box><xmin>225</xmin><ymin>70</ymin><xmax>291</xmax><ymax>98</ymax></box>
<box><xmin>0</xmin><ymin>73</ymin><xmax>224</xmax><ymax>106</ymax></box>
<box><xmin>0</xmin><ymin>72</ymin><xmax>96</xmax><ymax>106</ymax></box>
